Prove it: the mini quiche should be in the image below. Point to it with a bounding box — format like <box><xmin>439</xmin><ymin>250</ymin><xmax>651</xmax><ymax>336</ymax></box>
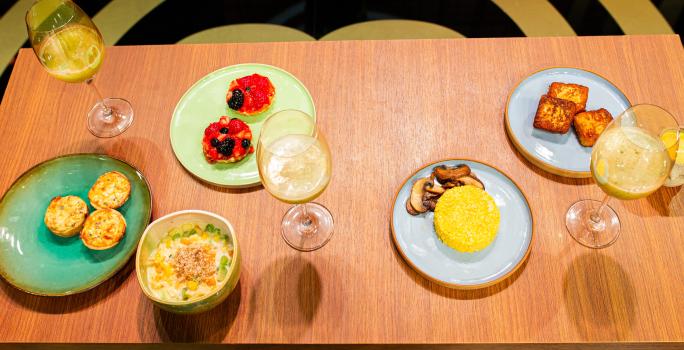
<box><xmin>88</xmin><ymin>171</ymin><xmax>131</xmax><ymax>210</ymax></box>
<box><xmin>226</xmin><ymin>73</ymin><xmax>275</xmax><ymax>116</ymax></box>
<box><xmin>202</xmin><ymin>116</ymin><xmax>254</xmax><ymax>163</ymax></box>
<box><xmin>44</xmin><ymin>195</ymin><xmax>89</xmax><ymax>237</ymax></box>
<box><xmin>81</xmin><ymin>208</ymin><xmax>127</xmax><ymax>250</ymax></box>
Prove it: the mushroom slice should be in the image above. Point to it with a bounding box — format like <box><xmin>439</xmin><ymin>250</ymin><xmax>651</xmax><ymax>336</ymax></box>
<box><xmin>433</xmin><ymin>164</ymin><xmax>471</xmax><ymax>183</ymax></box>
<box><xmin>424</xmin><ymin>181</ymin><xmax>445</xmax><ymax>195</ymax></box>
<box><xmin>406</xmin><ymin>198</ymin><xmax>420</xmax><ymax>215</ymax></box>
<box><xmin>423</xmin><ymin>191</ymin><xmax>440</xmax><ymax>200</ymax></box>
<box><xmin>457</xmin><ymin>175</ymin><xmax>485</xmax><ymax>190</ymax></box>
<box><xmin>442</xmin><ymin>181</ymin><xmax>459</xmax><ymax>189</ymax></box>
<box><xmin>409</xmin><ymin>178</ymin><xmax>429</xmax><ymax>213</ymax></box>
<box><xmin>422</xmin><ymin>198</ymin><xmax>438</xmax><ymax>211</ymax></box>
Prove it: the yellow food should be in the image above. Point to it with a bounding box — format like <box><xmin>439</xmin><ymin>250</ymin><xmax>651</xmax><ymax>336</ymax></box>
<box><xmin>146</xmin><ymin>223</ymin><xmax>233</xmax><ymax>302</ymax></box>
<box><xmin>88</xmin><ymin>171</ymin><xmax>131</xmax><ymax>209</ymax></box>
<box><xmin>44</xmin><ymin>195</ymin><xmax>88</xmax><ymax>237</ymax></box>
<box><xmin>434</xmin><ymin>186</ymin><xmax>501</xmax><ymax>253</ymax></box>
<box><xmin>81</xmin><ymin>208</ymin><xmax>126</xmax><ymax>250</ymax></box>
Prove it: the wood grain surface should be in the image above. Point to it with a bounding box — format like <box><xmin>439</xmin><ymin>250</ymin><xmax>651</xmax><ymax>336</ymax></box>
<box><xmin>0</xmin><ymin>35</ymin><xmax>683</xmax><ymax>345</ymax></box>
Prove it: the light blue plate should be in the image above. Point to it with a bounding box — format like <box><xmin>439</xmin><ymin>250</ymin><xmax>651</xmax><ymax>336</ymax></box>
<box><xmin>505</xmin><ymin>67</ymin><xmax>630</xmax><ymax>177</ymax></box>
<box><xmin>391</xmin><ymin>160</ymin><xmax>533</xmax><ymax>289</ymax></box>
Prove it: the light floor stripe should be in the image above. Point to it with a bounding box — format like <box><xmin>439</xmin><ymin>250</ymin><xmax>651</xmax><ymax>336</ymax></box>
<box><xmin>177</xmin><ymin>24</ymin><xmax>315</xmax><ymax>44</ymax></box>
<box><xmin>492</xmin><ymin>0</ymin><xmax>576</xmax><ymax>36</ymax></box>
<box><xmin>320</xmin><ymin>19</ymin><xmax>464</xmax><ymax>41</ymax></box>
<box><xmin>0</xmin><ymin>0</ymin><xmax>35</xmax><ymax>80</ymax></box>
<box><xmin>599</xmin><ymin>0</ymin><xmax>673</xmax><ymax>34</ymax></box>
<box><xmin>92</xmin><ymin>0</ymin><xmax>165</xmax><ymax>45</ymax></box>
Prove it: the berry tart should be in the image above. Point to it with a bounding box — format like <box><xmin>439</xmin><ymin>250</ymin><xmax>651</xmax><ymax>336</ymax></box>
<box><xmin>203</xmin><ymin>116</ymin><xmax>254</xmax><ymax>163</ymax></box>
<box><xmin>226</xmin><ymin>73</ymin><xmax>275</xmax><ymax>116</ymax></box>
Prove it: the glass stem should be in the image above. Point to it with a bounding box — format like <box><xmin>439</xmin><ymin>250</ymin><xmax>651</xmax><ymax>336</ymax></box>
<box><xmin>301</xmin><ymin>203</ymin><xmax>312</xmax><ymax>227</ymax></box>
<box><xmin>589</xmin><ymin>194</ymin><xmax>611</xmax><ymax>231</ymax></box>
<box><xmin>298</xmin><ymin>203</ymin><xmax>316</xmax><ymax>236</ymax></box>
<box><xmin>86</xmin><ymin>78</ymin><xmax>112</xmax><ymax>118</ymax></box>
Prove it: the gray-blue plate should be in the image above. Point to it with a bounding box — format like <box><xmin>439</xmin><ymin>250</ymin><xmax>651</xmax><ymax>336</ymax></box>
<box><xmin>391</xmin><ymin>159</ymin><xmax>533</xmax><ymax>289</ymax></box>
<box><xmin>505</xmin><ymin>67</ymin><xmax>630</xmax><ymax>178</ymax></box>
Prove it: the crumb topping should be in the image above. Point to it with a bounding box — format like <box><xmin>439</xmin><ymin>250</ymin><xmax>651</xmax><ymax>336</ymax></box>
<box><xmin>172</xmin><ymin>245</ymin><xmax>216</xmax><ymax>282</ymax></box>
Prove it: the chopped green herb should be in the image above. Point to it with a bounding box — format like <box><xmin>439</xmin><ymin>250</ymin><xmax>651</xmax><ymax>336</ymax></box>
<box><xmin>205</xmin><ymin>223</ymin><xmax>216</xmax><ymax>233</ymax></box>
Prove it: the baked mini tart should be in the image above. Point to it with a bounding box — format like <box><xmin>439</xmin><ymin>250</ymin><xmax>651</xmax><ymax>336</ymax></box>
<box><xmin>44</xmin><ymin>195</ymin><xmax>89</xmax><ymax>237</ymax></box>
<box><xmin>81</xmin><ymin>208</ymin><xmax>127</xmax><ymax>250</ymax></box>
<box><xmin>202</xmin><ymin>116</ymin><xmax>254</xmax><ymax>163</ymax></box>
<box><xmin>226</xmin><ymin>73</ymin><xmax>275</xmax><ymax>116</ymax></box>
<box><xmin>88</xmin><ymin>171</ymin><xmax>131</xmax><ymax>210</ymax></box>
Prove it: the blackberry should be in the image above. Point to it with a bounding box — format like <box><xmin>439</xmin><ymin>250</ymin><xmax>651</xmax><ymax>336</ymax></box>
<box><xmin>241</xmin><ymin>139</ymin><xmax>250</xmax><ymax>149</ymax></box>
<box><xmin>227</xmin><ymin>89</ymin><xmax>244</xmax><ymax>110</ymax></box>
<box><xmin>217</xmin><ymin>139</ymin><xmax>235</xmax><ymax>155</ymax></box>
<box><xmin>210</xmin><ymin>138</ymin><xmax>220</xmax><ymax>147</ymax></box>
<box><xmin>220</xmin><ymin>127</ymin><xmax>228</xmax><ymax>134</ymax></box>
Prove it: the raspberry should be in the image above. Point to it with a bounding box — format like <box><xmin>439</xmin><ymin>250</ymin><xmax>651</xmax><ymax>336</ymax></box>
<box><xmin>228</xmin><ymin>118</ymin><xmax>247</xmax><ymax>133</ymax></box>
<box><xmin>204</xmin><ymin>122</ymin><xmax>221</xmax><ymax>136</ymax></box>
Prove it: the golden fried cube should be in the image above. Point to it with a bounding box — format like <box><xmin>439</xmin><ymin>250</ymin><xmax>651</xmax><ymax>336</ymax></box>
<box><xmin>574</xmin><ymin>108</ymin><xmax>613</xmax><ymax>147</ymax></box>
<box><xmin>548</xmin><ymin>82</ymin><xmax>589</xmax><ymax>112</ymax></box>
<box><xmin>533</xmin><ymin>95</ymin><xmax>576</xmax><ymax>134</ymax></box>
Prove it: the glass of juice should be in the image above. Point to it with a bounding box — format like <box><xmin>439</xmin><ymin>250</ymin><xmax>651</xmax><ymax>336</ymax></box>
<box><xmin>566</xmin><ymin>104</ymin><xmax>681</xmax><ymax>248</ymax></box>
<box><xmin>26</xmin><ymin>0</ymin><xmax>133</xmax><ymax>138</ymax></box>
<box><xmin>256</xmin><ymin>109</ymin><xmax>333</xmax><ymax>251</ymax></box>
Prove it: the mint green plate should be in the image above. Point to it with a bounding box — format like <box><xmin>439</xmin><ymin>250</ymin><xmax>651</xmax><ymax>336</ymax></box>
<box><xmin>0</xmin><ymin>154</ymin><xmax>152</xmax><ymax>296</ymax></box>
<box><xmin>170</xmin><ymin>63</ymin><xmax>316</xmax><ymax>188</ymax></box>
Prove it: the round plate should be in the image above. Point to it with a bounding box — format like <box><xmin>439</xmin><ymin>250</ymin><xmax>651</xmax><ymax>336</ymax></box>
<box><xmin>505</xmin><ymin>67</ymin><xmax>630</xmax><ymax>178</ymax></box>
<box><xmin>391</xmin><ymin>159</ymin><xmax>533</xmax><ymax>289</ymax></box>
<box><xmin>170</xmin><ymin>63</ymin><xmax>316</xmax><ymax>188</ymax></box>
<box><xmin>0</xmin><ymin>154</ymin><xmax>152</xmax><ymax>296</ymax></box>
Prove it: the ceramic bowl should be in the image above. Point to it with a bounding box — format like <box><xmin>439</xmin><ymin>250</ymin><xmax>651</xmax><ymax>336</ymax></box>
<box><xmin>135</xmin><ymin>210</ymin><xmax>241</xmax><ymax>314</ymax></box>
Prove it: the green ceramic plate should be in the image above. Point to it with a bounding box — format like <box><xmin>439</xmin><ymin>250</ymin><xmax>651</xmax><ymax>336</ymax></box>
<box><xmin>0</xmin><ymin>154</ymin><xmax>152</xmax><ymax>296</ymax></box>
<box><xmin>170</xmin><ymin>63</ymin><xmax>316</xmax><ymax>188</ymax></box>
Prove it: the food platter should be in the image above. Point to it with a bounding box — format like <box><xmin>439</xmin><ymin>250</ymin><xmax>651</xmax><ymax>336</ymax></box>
<box><xmin>505</xmin><ymin>67</ymin><xmax>630</xmax><ymax>178</ymax></box>
<box><xmin>391</xmin><ymin>159</ymin><xmax>533</xmax><ymax>289</ymax></box>
<box><xmin>170</xmin><ymin>63</ymin><xmax>316</xmax><ymax>188</ymax></box>
<box><xmin>0</xmin><ymin>154</ymin><xmax>152</xmax><ymax>296</ymax></box>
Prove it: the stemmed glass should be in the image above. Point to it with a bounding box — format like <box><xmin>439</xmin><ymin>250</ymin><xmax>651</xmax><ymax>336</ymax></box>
<box><xmin>256</xmin><ymin>109</ymin><xmax>334</xmax><ymax>251</ymax></box>
<box><xmin>26</xmin><ymin>0</ymin><xmax>133</xmax><ymax>138</ymax></box>
<box><xmin>566</xmin><ymin>104</ymin><xmax>681</xmax><ymax>248</ymax></box>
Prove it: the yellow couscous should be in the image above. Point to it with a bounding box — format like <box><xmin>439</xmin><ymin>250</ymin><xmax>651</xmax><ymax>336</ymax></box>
<box><xmin>434</xmin><ymin>186</ymin><xmax>500</xmax><ymax>253</ymax></box>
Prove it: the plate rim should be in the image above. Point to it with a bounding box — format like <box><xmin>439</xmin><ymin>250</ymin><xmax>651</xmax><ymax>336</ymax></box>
<box><xmin>390</xmin><ymin>158</ymin><xmax>534</xmax><ymax>289</ymax></box>
<box><xmin>504</xmin><ymin>66</ymin><xmax>631</xmax><ymax>178</ymax></box>
<box><xmin>0</xmin><ymin>153</ymin><xmax>153</xmax><ymax>296</ymax></box>
<box><xmin>169</xmin><ymin>63</ymin><xmax>317</xmax><ymax>188</ymax></box>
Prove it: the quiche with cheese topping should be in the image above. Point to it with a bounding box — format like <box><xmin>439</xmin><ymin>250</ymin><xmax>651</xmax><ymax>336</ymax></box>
<box><xmin>88</xmin><ymin>171</ymin><xmax>131</xmax><ymax>210</ymax></box>
<box><xmin>44</xmin><ymin>195</ymin><xmax>89</xmax><ymax>237</ymax></box>
<box><xmin>81</xmin><ymin>208</ymin><xmax>127</xmax><ymax>250</ymax></box>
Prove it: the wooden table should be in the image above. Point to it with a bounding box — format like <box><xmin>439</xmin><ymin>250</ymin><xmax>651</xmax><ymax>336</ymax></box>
<box><xmin>0</xmin><ymin>35</ymin><xmax>683</xmax><ymax>348</ymax></box>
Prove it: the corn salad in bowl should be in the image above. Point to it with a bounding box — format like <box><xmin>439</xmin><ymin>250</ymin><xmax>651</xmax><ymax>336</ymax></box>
<box><xmin>136</xmin><ymin>210</ymin><xmax>240</xmax><ymax>314</ymax></box>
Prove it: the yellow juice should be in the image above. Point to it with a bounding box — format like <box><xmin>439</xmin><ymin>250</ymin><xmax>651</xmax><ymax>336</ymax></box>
<box><xmin>37</xmin><ymin>24</ymin><xmax>103</xmax><ymax>83</ymax></box>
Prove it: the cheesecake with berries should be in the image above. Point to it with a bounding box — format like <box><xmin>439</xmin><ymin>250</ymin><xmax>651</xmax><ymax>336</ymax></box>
<box><xmin>203</xmin><ymin>116</ymin><xmax>254</xmax><ymax>163</ymax></box>
<box><xmin>226</xmin><ymin>73</ymin><xmax>275</xmax><ymax>116</ymax></box>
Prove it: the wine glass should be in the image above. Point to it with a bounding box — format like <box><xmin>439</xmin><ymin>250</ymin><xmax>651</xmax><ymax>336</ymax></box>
<box><xmin>566</xmin><ymin>104</ymin><xmax>681</xmax><ymax>248</ymax></box>
<box><xmin>26</xmin><ymin>0</ymin><xmax>133</xmax><ymax>138</ymax></box>
<box><xmin>256</xmin><ymin>109</ymin><xmax>333</xmax><ymax>251</ymax></box>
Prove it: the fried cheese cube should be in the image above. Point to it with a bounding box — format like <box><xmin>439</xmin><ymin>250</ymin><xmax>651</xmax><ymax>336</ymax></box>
<box><xmin>548</xmin><ymin>82</ymin><xmax>589</xmax><ymax>112</ymax></box>
<box><xmin>533</xmin><ymin>95</ymin><xmax>577</xmax><ymax>133</ymax></box>
<box><xmin>574</xmin><ymin>108</ymin><xmax>613</xmax><ymax>147</ymax></box>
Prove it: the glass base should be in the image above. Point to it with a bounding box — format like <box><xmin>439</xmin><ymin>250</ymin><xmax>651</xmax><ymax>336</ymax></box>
<box><xmin>281</xmin><ymin>202</ymin><xmax>334</xmax><ymax>252</ymax></box>
<box><xmin>87</xmin><ymin>98</ymin><xmax>134</xmax><ymax>138</ymax></box>
<box><xmin>565</xmin><ymin>199</ymin><xmax>621</xmax><ymax>249</ymax></box>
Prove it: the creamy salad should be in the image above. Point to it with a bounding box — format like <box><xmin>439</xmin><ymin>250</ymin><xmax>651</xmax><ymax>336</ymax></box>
<box><xmin>146</xmin><ymin>223</ymin><xmax>233</xmax><ymax>301</ymax></box>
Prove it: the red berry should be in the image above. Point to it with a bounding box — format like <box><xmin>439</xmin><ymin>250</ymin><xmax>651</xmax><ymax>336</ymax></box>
<box><xmin>227</xmin><ymin>118</ymin><xmax>247</xmax><ymax>133</ymax></box>
<box><xmin>204</xmin><ymin>122</ymin><xmax>221</xmax><ymax>136</ymax></box>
